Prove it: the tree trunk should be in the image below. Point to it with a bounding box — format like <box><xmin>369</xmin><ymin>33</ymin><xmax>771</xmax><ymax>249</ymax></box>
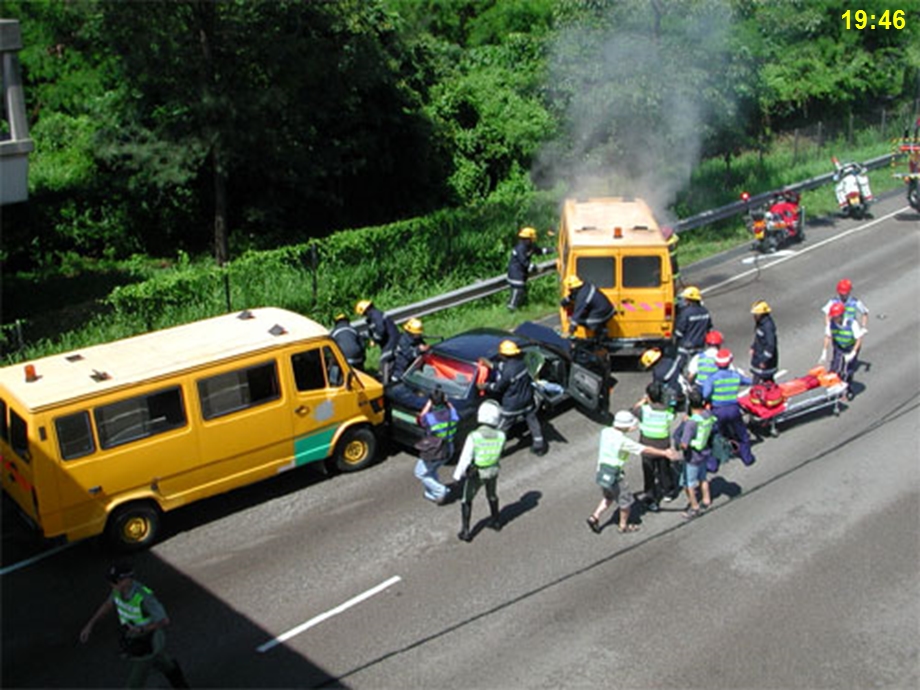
<box><xmin>213</xmin><ymin>141</ymin><xmax>229</xmax><ymax>266</ymax></box>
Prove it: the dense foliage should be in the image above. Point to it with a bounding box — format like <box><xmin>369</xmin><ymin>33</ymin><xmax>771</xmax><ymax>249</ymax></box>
<box><xmin>1</xmin><ymin>0</ymin><xmax>917</xmax><ymax>357</ymax></box>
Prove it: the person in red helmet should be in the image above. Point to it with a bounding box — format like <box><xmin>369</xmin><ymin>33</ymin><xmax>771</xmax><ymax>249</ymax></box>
<box><xmin>820</xmin><ymin>301</ymin><xmax>867</xmax><ymax>384</ymax></box>
<box><xmin>687</xmin><ymin>329</ymin><xmax>723</xmax><ymax>390</ymax></box>
<box><xmin>822</xmin><ymin>278</ymin><xmax>868</xmax><ymax>328</ymax></box>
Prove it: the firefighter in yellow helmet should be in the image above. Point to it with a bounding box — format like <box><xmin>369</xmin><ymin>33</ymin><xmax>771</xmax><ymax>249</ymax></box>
<box><xmin>673</xmin><ymin>285</ymin><xmax>713</xmax><ymax>367</ymax></box>
<box><xmin>749</xmin><ymin>300</ymin><xmax>778</xmax><ymax>384</ymax></box>
<box><xmin>479</xmin><ymin>339</ymin><xmax>547</xmax><ymax>455</ymax></box>
<box><xmin>507</xmin><ymin>226</ymin><xmax>551</xmax><ymax>311</ymax></box>
<box><xmin>330</xmin><ymin>312</ymin><xmax>366</xmax><ymax>370</ymax></box>
<box><xmin>355</xmin><ymin>299</ymin><xmax>400</xmax><ymax>382</ymax></box>
<box><xmin>560</xmin><ymin>274</ymin><xmax>615</xmax><ymax>339</ymax></box>
<box><xmin>391</xmin><ymin>318</ymin><xmax>429</xmax><ymax>383</ymax></box>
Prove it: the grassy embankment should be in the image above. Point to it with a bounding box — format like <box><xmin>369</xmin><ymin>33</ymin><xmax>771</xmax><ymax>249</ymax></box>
<box><xmin>2</xmin><ymin>129</ymin><xmax>908</xmax><ymax>368</ymax></box>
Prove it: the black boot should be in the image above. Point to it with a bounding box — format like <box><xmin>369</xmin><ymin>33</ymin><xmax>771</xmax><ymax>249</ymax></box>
<box><xmin>488</xmin><ymin>498</ymin><xmax>502</xmax><ymax>531</ymax></box>
<box><xmin>165</xmin><ymin>660</ymin><xmax>190</xmax><ymax>688</ymax></box>
<box><xmin>458</xmin><ymin>503</ymin><xmax>472</xmax><ymax>542</ymax></box>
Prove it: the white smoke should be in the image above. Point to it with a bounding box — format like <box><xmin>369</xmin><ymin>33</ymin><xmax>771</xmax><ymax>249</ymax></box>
<box><xmin>534</xmin><ymin>2</ymin><xmax>733</xmax><ymax>222</ymax></box>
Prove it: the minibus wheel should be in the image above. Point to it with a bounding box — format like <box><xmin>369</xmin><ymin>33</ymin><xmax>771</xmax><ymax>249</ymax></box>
<box><xmin>106</xmin><ymin>502</ymin><xmax>161</xmax><ymax>551</ymax></box>
<box><xmin>333</xmin><ymin>426</ymin><xmax>377</xmax><ymax>472</ymax></box>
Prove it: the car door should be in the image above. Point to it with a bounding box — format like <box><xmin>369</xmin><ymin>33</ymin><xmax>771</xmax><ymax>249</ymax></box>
<box><xmin>566</xmin><ymin>344</ymin><xmax>615</xmax><ymax>413</ymax></box>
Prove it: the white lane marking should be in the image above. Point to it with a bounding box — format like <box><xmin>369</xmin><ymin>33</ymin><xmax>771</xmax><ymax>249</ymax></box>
<box><xmin>705</xmin><ymin>208</ymin><xmax>908</xmax><ymax>295</ymax></box>
<box><xmin>0</xmin><ymin>540</ymin><xmax>77</xmax><ymax>577</ymax></box>
<box><xmin>256</xmin><ymin>575</ymin><xmax>402</xmax><ymax>653</ymax></box>
<box><xmin>742</xmin><ymin>250</ymin><xmax>795</xmax><ymax>264</ymax></box>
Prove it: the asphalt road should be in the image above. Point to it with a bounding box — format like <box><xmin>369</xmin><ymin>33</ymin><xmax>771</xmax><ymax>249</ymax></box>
<box><xmin>2</xmin><ymin>193</ymin><xmax>918</xmax><ymax>689</ymax></box>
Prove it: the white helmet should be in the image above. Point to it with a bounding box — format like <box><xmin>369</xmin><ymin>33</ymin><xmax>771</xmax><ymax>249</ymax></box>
<box><xmin>613</xmin><ymin>410</ymin><xmax>638</xmax><ymax>429</ymax></box>
<box><xmin>477</xmin><ymin>400</ymin><xmax>502</xmax><ymax>427</ymax></box>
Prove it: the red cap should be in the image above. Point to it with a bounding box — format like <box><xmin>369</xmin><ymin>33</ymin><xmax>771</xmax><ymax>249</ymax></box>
<box><xmin>704</xmin><ymin>330</ymin><xmax>723</xmax><ymax>346</ymax></box>
<box><xmin>715</xmin><ymin>349</ymin><xmax>733</xmax><ymax>367</ymax></box>
<box><xmin>828</xmin><ymin>302</ymin><xmax>845</xmax><ymax>318</ymax></box>
<box><xmin>836</xmin><ymin>278</ymin><xmax>852</xmax><ymax>295</ymax></box>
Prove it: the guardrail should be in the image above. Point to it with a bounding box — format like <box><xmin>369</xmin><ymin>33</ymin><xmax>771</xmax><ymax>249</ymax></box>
<box><xmin>358</xmin><ymin>151</ymin><xmax>901</xmax><ymax>332</ymax></box>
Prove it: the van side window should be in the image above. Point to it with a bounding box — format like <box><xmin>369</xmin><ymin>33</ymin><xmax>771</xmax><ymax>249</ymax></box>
<box><xmin>10</xmin><ymin>410</ymin><xmax>30</xmax><ymax>462</ymax></box>
<box><xmin>291</xmin><ymin>349</ymin><xmax>326</xmax><ymax>391</ymax></box>
<box><xmin>55</xmin><ymin>411</ymin><xmax>96</xmax><ymax>460</ymax></box>
<box><xmin>95</xmin><ymin>387</ymin><xmax>187</xmax><ymax>450</ymax></box>
<box><xmin>0</xmin><ymin>397</ymin><xmax>8</xmax><ymax>441</ymax></box>
<box><xmin>198</xmin><ymin>363</ymin><xmax>280</xmax><ymax>420</ymax></box>
<box><xmin>623</xmin><ymin>255</ymin><xmax>661</xmax><ymax>288</ymax></box>
<box><xmin>576</xmin><ymin>257</ymin><xmax>616</xmax><ymax>289</ymax></box>
<box><xmin>324</xmin><ymin>346</ymin><xmax>344</xmax><ymax>387</ymax></box>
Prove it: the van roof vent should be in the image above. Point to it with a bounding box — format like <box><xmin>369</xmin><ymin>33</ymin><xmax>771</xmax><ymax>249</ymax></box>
<box><xmin>237</xmin><ymin>309</ymin><xmax>255</xmax><ymax>320</ymax></box>
<box><xmin>65</xmin><ymin>354</ymin><xmax>84</xmax><ymax>362</ymax></box>
<box><xmin>90</xmin><ymin>369</ymin><xmax>111</xmax><ymax>382</ymax></box>
<box><xmin>268</xmin><ymin>324</ymin><xmax>288</xmax><ymax>337</ymax></box>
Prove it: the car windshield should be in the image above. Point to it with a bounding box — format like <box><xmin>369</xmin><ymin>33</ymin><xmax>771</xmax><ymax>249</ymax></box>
<box><xmin>402</xmin><ymin>351</ymin><xmax>484</xmax><ymax>399</ymax></box>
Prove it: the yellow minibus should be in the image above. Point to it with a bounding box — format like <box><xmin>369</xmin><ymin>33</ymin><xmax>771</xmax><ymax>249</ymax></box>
<box><xmin>0</xmin><ymin>307</ymin><xmax>385</xmax><ymax>550</ymax></box>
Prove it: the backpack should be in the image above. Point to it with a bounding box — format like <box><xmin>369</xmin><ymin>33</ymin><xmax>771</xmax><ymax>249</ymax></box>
<box><xmin>710</xmin><ymin>430</ymin><xmax>734</xmax><ymax>464</ymax></box>
<box><xmin>749</xmin><ymin>381</ymin><xmax>785</xmax><ymax>408</ymax></box>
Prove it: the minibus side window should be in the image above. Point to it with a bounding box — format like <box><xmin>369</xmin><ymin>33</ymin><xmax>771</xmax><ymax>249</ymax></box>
<box><xmin>56</xmin><ymin>411</ymin><xmax>96</xmax><ymax>460</ymax></box>
<box><xmin>198</xmin><ymin>362</ymin><xmax>280</xmax><ymax>420</ymax></box>
<box><xmin>575</xmin><ymin>257</ymin><xmax>616</xmax><ymax>289</ymax></box>
<box><xmin>10</xmin><ymin>410</ymin><xmax>30</xmax><ymax>462</ymax></box>
<box><xmin>323</xmin><ymin>346</ymin><xmax>345</xmax><ymax>388</ymax></box>
<box><xmin>622</xmin><ymin>255</ymin><xmax>661</xmax><ymax>288</ymax></box>
<box><xmin>0</xmin><ymin>398</ymin><xmax>8</xmax><ymax>441</ymax></box>
<box><xmin>95</xmin><ymin>386</ymin><xmax>187</xmax><ymax>450</ymax></box>
<box><xmin>291</xmin><ymin>349</ymin><xmax>326</xmax><ymax>391</ymax></box>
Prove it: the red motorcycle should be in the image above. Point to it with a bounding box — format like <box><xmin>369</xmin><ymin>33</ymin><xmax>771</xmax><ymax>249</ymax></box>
<box><xmin>741</xmin><ymin>190</ymin><xmax>805</xmax><ymax>253</ymax></box>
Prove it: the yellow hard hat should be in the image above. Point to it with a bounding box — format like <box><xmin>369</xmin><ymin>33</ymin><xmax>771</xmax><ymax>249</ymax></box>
<box><xmin>680</xmin><ymin>286</ymin><xmax>702</xmax><ymax>301</ymax></box>
<box><xmin>518</xmin><ymin>226</ymin><xmax>537</xmax><ymax>240</ymax></box>
<box><xmin>355</xmin><ymin>299</ymin><xmax>373</xmax><ymax>315</ymax></box>
<box><xmin>404</xmin><ymin>318</ymin><xmax>423</xmax><ymax>335</ymax></box>
<box><xmin>334</xmin><ymin>312</ymin><xmax>347</xmax><ymax>322</ymax></box>
<box><xmin>563</xmin><ymin>275</ymin><xmax>584</xmax><ymax>290</ymax></box>
<box><xmin>640</xmin><ymin>348</ymin><xmax>662</xmax><ymax>369</ymax></box>
<box><xmin>750</xmin><ymin>300</ymin><xmax>771</xmax><ymax>315</ymax></box>
<box><xmin>499</xmin><ymin>340</ymin><xmax>521</xmax><ymax>357</ymax></box>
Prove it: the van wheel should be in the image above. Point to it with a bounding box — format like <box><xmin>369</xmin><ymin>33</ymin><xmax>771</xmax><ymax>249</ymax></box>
<box><xmin>106</xmin><ymin>502</ymin><xmax>161</xmax><ymax>551</ymax></box>
<box><xmin>334</xmin><ymin>426</ymin><xmax>377</xmax><ymax>472</ymax></box>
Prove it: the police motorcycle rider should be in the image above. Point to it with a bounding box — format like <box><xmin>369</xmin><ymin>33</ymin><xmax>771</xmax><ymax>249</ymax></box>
<box><xmin>478</xmin><ymin>339</ymin><xmax>547</xmax><ymax>456</ymax></box>
<box><xmin>560</xmin><ymin>275</ymin><xmax>616</xmax><ymax>341</ymax></box>
<box><xmin>453</xmin><ymin>400</ymin><xmax>507</xmax><ymax>542</ymax></box>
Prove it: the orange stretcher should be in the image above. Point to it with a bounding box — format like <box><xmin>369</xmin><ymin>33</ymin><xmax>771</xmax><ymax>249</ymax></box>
<box><xmin>738</xmin><ymin>366</ymin><xmax>848</xmax><ymax>437</ymax></box>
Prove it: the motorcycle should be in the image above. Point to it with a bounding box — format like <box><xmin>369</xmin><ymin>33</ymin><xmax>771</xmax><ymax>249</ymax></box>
<box><xmin>902</xmin><ymin>171</ymin><xmax>920</xmax><ymax>212</ymax></box>
<box><xmin>741</xmin><ymin>190</ymin><xmax>805</xmax><ymax>254</ymax></box>
<box><xmin>831</xmin><ymin>157</ymin><xmax>873</xmax><ymax>218</ymax></box>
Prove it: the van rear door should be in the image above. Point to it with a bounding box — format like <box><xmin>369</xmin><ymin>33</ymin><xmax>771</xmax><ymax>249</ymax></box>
<box><xmin>0</xmin><ymin>399</ymin><xmax>39</xmax><ymax>525</ymax></box>
<box><xmin>615</xmin><ymin>252</ymin><xmax>672</xmax><ymax>340</ymax></box>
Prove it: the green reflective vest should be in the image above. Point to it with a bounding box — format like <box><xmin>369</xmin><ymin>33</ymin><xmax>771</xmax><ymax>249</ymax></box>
<box><xmin>639</xmin><ymin>404</ymin><xmax>673</xmax><ymax>439</ymax></box>
<box><xmin>113</xmin><ymin>585</ymin><xmax>153</xmax><ymax>627</ymax></box>
<box><xmin>598</xmin><ymin>427</ymin><xmax>633</xmax><ymax>469</ymax></box>
<box><xmin>711</xmin><ymin>372</ymin><xmax>741</xmax><ymax>404</ymax></box>
<box><xmin>695</xmin><ymin>354</ymin><xmax>718</xmax><ymax>386</ymax></box>
<box><xmin>689</xmin><ymin>412</ymin><xmax>715</xmax><ymax>451</ymax></box>
<box><xmin>471</xmin><ymin>428</ymin><xmax>505</xmax><ymax>468</ymax></box>
<box><xmin>830</xmin><ymin>320</ymin><xmax>856</xmax><ymax>351</ymax></box>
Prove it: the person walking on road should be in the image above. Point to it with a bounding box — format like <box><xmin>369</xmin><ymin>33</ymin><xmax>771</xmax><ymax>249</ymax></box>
<box><xmin>631</xmin><ymin>381</ymin><xmax>677</xmax><ymax>513</ymax></box>
<box><xmin>507</xmin><ymin>226</ymin><xmax>551</xmax><ymax>311</ymax></box>
<box><xmin>414</xmin><ymin>388</ymin><xmax>459</xmax><ymax>504</ymax></box>
<box><xmin>673</xmin><ymin>286</ymin><xmax>712</xmax><ymax>367</ymax></box>
<box><xmin>750</xmin><ymin>300</ymin><xmax>779</xmax><ymax>384</ymax></box>
<box><xmin>821</xmin><ymin>302</ymin><xmax>867</xmax><ymax>385</ymax></box>
<box><xmin>702</xmin><ymin>348</ymin><xmax>756</xmax><ymax>467</ymax></box>
<box><xmin>822</xmin><ymin>278</ymin><xmax>868</xmax><ymax>328</ymax></box>
<box><xmin>453</xmin><ymin>400</ymin><xmax>507</xmax><ymax>542</ymax></box>
<box><xmin>480</xmin><ymin>339</ymin><xmax>547</xmax><ymax>456</ymax></box>
<box><xmin>355</xmin><ymin>299</ymin><xmax>400</xmax><ymax>383</ymax></box>
<box><xmin>676</xmin><ymin>390</ymin><xmax>715</xmax><ymax>520</ymax></box>
<box><xmin>586</xmin><ymin>410</ymin><xmax>679</xmax><ymax>535</ymax></box>
<box><xmin>80</xmin><ymin>562</ymin><xmax>190</xmax><ymax>689</ymax></box>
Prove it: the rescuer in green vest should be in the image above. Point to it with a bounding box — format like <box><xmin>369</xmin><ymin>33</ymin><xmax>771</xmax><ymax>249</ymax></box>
<box><xmin>452</xmin><ymin>400</ymin><xmax>507</xmax><ymax>542</ymax></box>
<box><xmin>80</xmin><ymin>562</ymin><xmax>190</xmax><ymax>688</ymax></box>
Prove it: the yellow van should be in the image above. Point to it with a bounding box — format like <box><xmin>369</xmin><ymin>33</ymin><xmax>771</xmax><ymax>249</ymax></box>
<box><xmin>0</xmin><ymin>307</ymin><xmax>385</xmax><ymax>550</ymax></box>
<box><xmin>557</xmin><ymin>197</ymin><xmax>675</xmax><ymax>352</ymax></box>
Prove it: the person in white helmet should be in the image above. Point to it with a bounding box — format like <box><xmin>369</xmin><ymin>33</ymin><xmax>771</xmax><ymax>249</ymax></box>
<box><xmin>586</xmin><ymin>410</ymin><xmax>679</xmax><ymax>534</ymax></box>
<box><xmin>453</xmin><ymin>400</ymin><xmax>507</xmax><ymax>542</ymax></box>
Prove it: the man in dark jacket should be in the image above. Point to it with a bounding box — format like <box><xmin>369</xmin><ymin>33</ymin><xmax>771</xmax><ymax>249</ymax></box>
<box><xmin>480</xmin><ymin>339</ymin><xmax>547</xmax><ymax>455</ymax></box>
<box><xmin>392</xmin><ymin>318</ymin><xmax>428</xmax><ymax>382</ymax></box>
<box><xmin>750</xmin><ymin>300</ymin><xmax>779</xmax><ymax>384</ymax></box>
<box><xmin>641</xmin><ymin>347</ymin><xmax>685</xmax><ymax>412</ymax></box>
<box><xmin>355</xmin><ymin>299</ymin><xmax>400</xmax><ymax>383</ymax></box>
<box><xmin>330</xmin><ymin>312</ymin><xmax>366</xmax><ymax>370</ymax></box>
<box><xmin>673</xmin><ymin>286</ymin><xmax>712</xmax><ymax>367</ymax></box>
<box><xmin>507</xmin><ymin>226</ymin><xmax>551</xmax><ymax>311</ymax></box>
<box><xmin>560</xmin><ymin>275</ymin><xmax>615</xmax><ymax>339</ymax></box>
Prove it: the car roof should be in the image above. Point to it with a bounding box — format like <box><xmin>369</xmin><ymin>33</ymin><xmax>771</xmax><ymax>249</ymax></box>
<box><xmin>432</xmin><ymin>324</ymin><xmax>571</xmax><ymax>362</ymax></box>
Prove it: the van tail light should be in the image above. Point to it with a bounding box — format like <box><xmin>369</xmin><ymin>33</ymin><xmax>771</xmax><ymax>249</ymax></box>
<box><xmin>664</xmin><ymin>302</ymin><xmax>673</xmax><ymax>319</ymax></box>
